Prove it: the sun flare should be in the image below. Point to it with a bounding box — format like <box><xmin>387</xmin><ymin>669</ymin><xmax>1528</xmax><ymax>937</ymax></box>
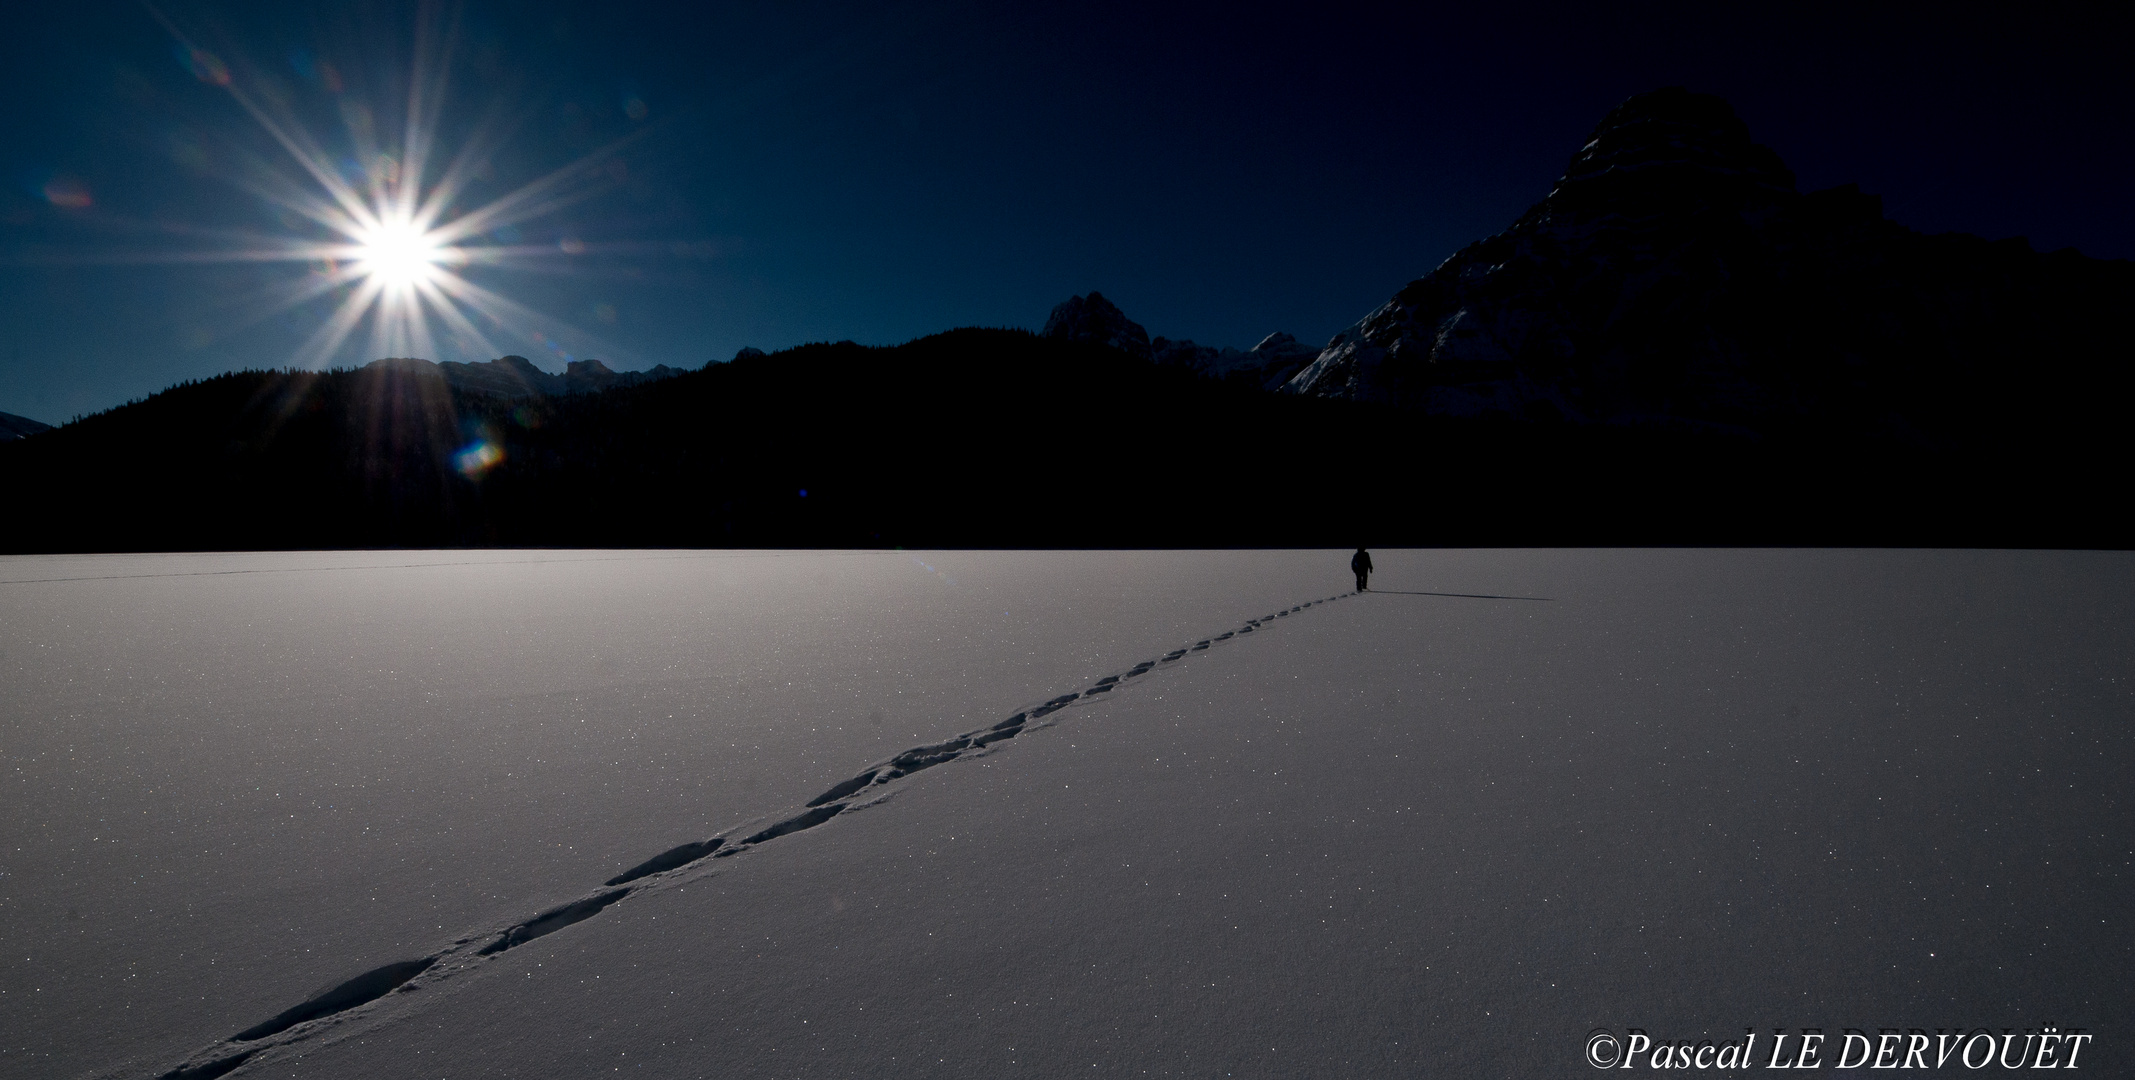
<box><xmin>353</xmin><ymin>218</ymin><xmax>450</xmax><ymax>288</ymax></box>
<box><xmin>131</xmin><ymin>7</ymin><xmax>645</xmax><ymax>369</ymax></box>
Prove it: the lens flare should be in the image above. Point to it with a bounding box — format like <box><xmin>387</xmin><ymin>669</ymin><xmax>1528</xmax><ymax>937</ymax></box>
<box><xmin>42</xmin><ymin>177</ymin><xmax>94</xmax><ymax>209</ymax></box>
<box><xmin>115</xmin><ymin>6</ymin><xmax>652</xmax><ymax>370</ymax></box>
<box><xmin>453</xmin><ymin>437</ymin><xmax>503</xmax><ymax>478</ymax></box>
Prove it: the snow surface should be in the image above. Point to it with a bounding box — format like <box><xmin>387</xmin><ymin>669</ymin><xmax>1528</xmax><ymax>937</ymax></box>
<box><xmin>3</xmin><ymin>549</ymin><xmax>2129</xmax><ymax>1077</ymax></box>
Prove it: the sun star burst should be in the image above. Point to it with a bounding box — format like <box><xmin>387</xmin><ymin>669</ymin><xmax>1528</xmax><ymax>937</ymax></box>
<box><xmin>136</xmin><ymin>6</ymin><xmax>646</xmax><ymax>371</ymax></box>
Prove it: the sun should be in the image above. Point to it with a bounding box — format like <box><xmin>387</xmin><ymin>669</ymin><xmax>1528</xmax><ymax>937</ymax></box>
<box><xmin>353</xmin><ymin>218</ymin><xmax>447</xmax><ymax>288</ymax></box>
<box><xmin>132</xmin><ymin>6</ymin><xmax>651</xmax><ymax>369</ymax></box>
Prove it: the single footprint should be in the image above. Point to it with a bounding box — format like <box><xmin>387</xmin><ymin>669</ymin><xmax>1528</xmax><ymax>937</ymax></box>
<box><xmin>233</xmin><ymin>957</ymin><xmax>438</xmax><ymax>1039</ymax></box>
<box><xmin>973</xmin><ymin>722</ymin><xmax>1023</xmax><ymax>747</ymax></box>
<box><xmin>478</xmin><ymin>891</ymin><xmax>631</xmax><ymax>957</ymax></box>
<box><xmin>886</xmin><ymin>738</ymin><xmax>970</xmax><ymax>777</ymax></box>
<box><xmin>806</xmin><ymin>770</ymin><xmax>880</xmax><ymax>808</ymax></box>
<box><xmin>1029</xmin><ymin>693</ymin><xmax>1080</xmax><ymax>719</ymax></box>
<box><xmin>159</xmin><ymin>1052</ymin><xmax>254</xmax><ymax>1080</ymax></box>
<box><xmin>607</xmin><ymin>838</ymin><xmax>726</xmax><ymax>886</ymax></box>
<box><xmin>742</xmin><ymin>803</ymin><xmax>846</xmax><ymax>846</ymax></box>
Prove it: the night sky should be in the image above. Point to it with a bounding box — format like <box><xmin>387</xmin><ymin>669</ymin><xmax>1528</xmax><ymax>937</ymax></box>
<box><xmin>2</xmin><ymin>1</ymin><xmax>2129</xmax><ymax>425</ymax></box>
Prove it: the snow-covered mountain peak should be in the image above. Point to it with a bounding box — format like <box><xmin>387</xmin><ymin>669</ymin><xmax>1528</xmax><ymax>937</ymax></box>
<box><xmin>1280</xmin><ymin>87</ymin><xmax>2132</xmax><ymax>444</ymax></box>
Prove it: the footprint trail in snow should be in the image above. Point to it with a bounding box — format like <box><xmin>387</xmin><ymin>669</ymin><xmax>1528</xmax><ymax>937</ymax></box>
<box><xmin>148</xmin><ymin>592</ymin><xmax>1355</xmax><ymax>1080</ymax></box>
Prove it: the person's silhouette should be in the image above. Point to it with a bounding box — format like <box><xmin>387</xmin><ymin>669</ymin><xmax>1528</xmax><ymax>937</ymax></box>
<box><xmin>1351</xmin><ymin>547</ymin><xmax>1373</xmax><ymax>592</ymax></box>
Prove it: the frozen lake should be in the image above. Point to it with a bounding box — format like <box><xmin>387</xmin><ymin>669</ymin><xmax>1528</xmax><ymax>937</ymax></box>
<box><xmin>3</xmin><ymin>549</ymin><xmax>2128</xmax><ymax>1077</ymax></box>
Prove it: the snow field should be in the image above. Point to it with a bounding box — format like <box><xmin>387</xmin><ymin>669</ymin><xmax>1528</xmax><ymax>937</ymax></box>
<box><xmin>4</xmin><ymin>549</ymin><xmax>2129</xmax><ymax>1077</ymax></box>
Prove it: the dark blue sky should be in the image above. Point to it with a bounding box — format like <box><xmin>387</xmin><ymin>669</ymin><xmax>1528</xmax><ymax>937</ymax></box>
<box><xmin>3</xmin><ymin>1</ymin><xmax>2129</xmax><ymax>423</ymax></box>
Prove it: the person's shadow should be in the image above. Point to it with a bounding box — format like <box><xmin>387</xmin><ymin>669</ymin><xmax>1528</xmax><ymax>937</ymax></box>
<box><xmin>1371</xmin><ymin>589</ymin><xmax>1553</xmax><ymax>602</ymax></box>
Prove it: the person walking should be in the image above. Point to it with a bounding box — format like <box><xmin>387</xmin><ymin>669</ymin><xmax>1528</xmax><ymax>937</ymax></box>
<box><xmin>1351</xmin><ymin>547</ymin><xmax>1373</xmax><ymax>592</ymax></box>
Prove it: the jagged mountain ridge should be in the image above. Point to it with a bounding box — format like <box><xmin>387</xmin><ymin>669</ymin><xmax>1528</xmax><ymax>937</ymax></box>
<box><xmin>366</xmin><ymin>354</ymin><xmax>693</xmax><ymax>399</ymax></box>
<box><xmin>5</xmin><ymin>326</ymin><xmax>2126</xmax><ymax>550</ymax></box>
<box><xmin>1041</xmin><ymin>292</ymin><xmax>1152</xmax><ymax>358</ymax></box>
<box><xmin>7</xmin><ymin>86</ymin><xmax>2128</xmax><ymax>548</ymax></box>
<box><xmin>1284</xmin><ymin>87</ymin><xmax>2135</xmax><ymax>443</ymax></box>
<box><xmin>1041</xmin><ymin>291</ymin><xmax>1318</xmax><ymax>391</ymax></box>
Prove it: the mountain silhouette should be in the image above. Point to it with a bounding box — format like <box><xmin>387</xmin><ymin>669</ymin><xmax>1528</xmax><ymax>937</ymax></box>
<box><xmin>1041</xmin><ymin>292</ymin><xmax>1153</xmax><ymax>359</ymax></box>
<box><xmin>1149</xmin><ymin>333</ymin><xmax>1321</xmax><ymax>392</ymax></box>
<box><xmin>1043</xmin><ymin>294</ymin><xmax>1319</xmax><ymax>391</ymax></box>
<box><xmin>367</xmin><ymin>355</ymin><xmax>693</xmax><ymax>399</ymax></box>
<box><xmin>1</xmin><ymin>325</ymin><xmax>2122</xmax><ymax>552</ymax></box>
<box><xmin>3</xmin><ymin>89</ymin><xmax>2128</xmax><ymax>552</ymax></box>
<box><xmin>3</xmin><ymin>332</ymin><xmax>1468</xmax><ymax>550</ymax></box>
<box><xmin>1285</xmin><ymin>87</ymin><xmax>2135</xmax><ymax>448</ymax></box>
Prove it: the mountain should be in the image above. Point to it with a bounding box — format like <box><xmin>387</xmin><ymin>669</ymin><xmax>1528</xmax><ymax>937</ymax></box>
<box><xmin>6</xmin><ymin>88</ymin><xmax>2129</xmax><ymax>552</ymax></box>
<box><xmin>1150</xmin><ymin>332</ymin><xmax>1320</xmax><ymax>392</ymax></box>
<box><xmin>1040</xmin><ymin>292</ymin><xmax>1153</xmax><ymax>358</ymax></box>
<box><xmin>4</xmin><ymin>328</ymin><xmax>2123</xmax><ymax>552</ymax></box>
<box><xmin>0</xmin><ymin>332</ymin><xmax>1438</xmax><ymax>550</ymax></box>
<box><xmin>0</xmin><ymin>410</ymin><xmax>52</xmax><ymax>441</ymax></box>
<box><xmin>367</xmin><ymin>354</ymin><xmax>694</xmax><ymax>399</ymax></box>
<box><xmin>1285</xmin><ymin>87</ymin><xmax>2135</xmax><ymax>448</ymax></box>
<box><xmin>1042</xmin><ymin>292</ymin><xmax>1317</xmax><ymax>391</ymax></box>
